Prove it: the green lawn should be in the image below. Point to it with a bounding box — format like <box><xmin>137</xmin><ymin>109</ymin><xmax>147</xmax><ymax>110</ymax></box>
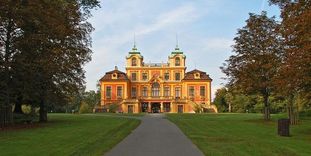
<box><xmin>92</xmin><ymin>112</ymin><xmax>146</xmax><ymax>117</ymax></box>
<box><xmin>0</xmin><ymin>113</ymin><xmax>140</xmax><ymax>156</ymax></box>
<box><xmin>167</xmin><ymin>113</ymin><xmax>311</xmax><ymax>156</ymax></box>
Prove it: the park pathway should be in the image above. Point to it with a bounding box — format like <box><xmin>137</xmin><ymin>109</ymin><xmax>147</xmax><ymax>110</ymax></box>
<box><xmin>104</xmin><ymin>113</ymin><xmax>204</xmax><ymax>156</ymax></box>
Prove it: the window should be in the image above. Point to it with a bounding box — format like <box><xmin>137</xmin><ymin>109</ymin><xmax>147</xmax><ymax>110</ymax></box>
<box><xmin>131</xmin><ymin>72</ymin><xmax>137</xmax><ymax>81</ymax></box>
<box><xmin>194</xmin><ymin>73</ymin><xmax>200</xmax><ymax>79</ymax></box>
<box><xmin>106</xmin><ymin>86</ymin><xmax>112</xmax><ymax>98</ymax></box>
<box><xmin>164</xmin><ymin>86</ymin><xmax>170</xmax><ymax>97</ymax></box>
<box><xmin>163</xmin><ymin>103</ymin><xmax>170</xmax><ymax>112</ymax></box>
<box><xmin>132</xmin><ymin>57</ymin><xmax>137</xmax><ymax>66</ymax></box>
<box><xmin>142</xmin><ymin>87</ymin><xmax>148</xmax><ymax>97</ymax></box>
<box><xmin>112</xmin><ymin>73</ymin><xmax>117</xmax><ymax>79</ymax></box>
<box><xmin>175</xmin><ymin>73</ymin><xmax>181</xmax><ymax>81</ymax></box>
<box><xmin>164</xmin><ymin>73</ymin><xmax>169</xmax><ymax>81</ymax></box>
<box><xmin>152</xmin><ymin>82</ymin><xmax>160</xmax><ymax>97</ymax></box>
<box><xmin>175</xmin><ymin>87</ymin><xmax>181</xmax><ymax>98</ymax></box>
<box><xmin>175</xmin><ymin>57</ymin><xmax>180</xmax><ymax>66</ymax></box>
<box><xmin>188</xmin><ymin>86</ymin><xmax>195</xmax><ymax>96</ymax></box>
<box><xmin>117</xmin><ymin>86</ymin><xmax>123</xmax><ymax>98</ymax></box>
<box><xmin>131</xmin><ymin>87</ymin><xmax>137</xmax><ymax>98</ymax></box>
<box><xmin>142</xmin><ymin>73</ymin><xmax>148</xmax><ymax>81</ymax></box>
<box><xmin>200</xmin><ymin>86</ymin><xmax>206</xmax><ymax>96</ymax></box>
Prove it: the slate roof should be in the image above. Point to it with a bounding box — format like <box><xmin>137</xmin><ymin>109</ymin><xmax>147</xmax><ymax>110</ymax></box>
<box><xmin>183</xmin><ymin>69</ymin><xmax>212</xmax><ymax>81</ymax></box>
<box><xmin>99</xmin><ymin>69</ymin><xmax>129</xmax><ymax>81</ymax></box>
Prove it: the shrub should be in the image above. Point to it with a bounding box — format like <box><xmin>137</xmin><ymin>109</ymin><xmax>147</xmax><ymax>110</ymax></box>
<box><xmin>79</xmin><ymin>102</ymin><xmax>90</xmax><ymax>114</ymax></box>
<box><xmin>22</xmin><ymin>105</ymin><xmax>32</xmax><ymax>114</ymax></box>
<box><xmin>108</xmin><ymin>104</ymin><xmax>119</xmax><ymax>113</ymax></box>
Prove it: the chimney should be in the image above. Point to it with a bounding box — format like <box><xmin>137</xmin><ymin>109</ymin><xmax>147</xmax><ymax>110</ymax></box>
<box><xmin>114</xmin><ymin>66</ymin><xmax>118</xmax><ymax>70</ymax></box>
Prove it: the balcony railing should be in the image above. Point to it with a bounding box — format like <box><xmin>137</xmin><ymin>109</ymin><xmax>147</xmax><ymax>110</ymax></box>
<box><xmin>138</xmin><ymin>96</ymin><xmax>178</xmax><ymax>100</ymax></box>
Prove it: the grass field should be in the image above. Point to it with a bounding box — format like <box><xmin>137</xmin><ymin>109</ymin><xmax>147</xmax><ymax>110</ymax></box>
<box><xmin>167</xmin><ymin>113</ymin><xmax>311</xmax><ymax>156</ymax></box>
<box><xmin>92</xmin><ymin>112</ymin><xmax>146</xmax><ymax>117</ymax></box>
<box><xmin>0</xmin><ymin>113</ymin><xmax>140</xmax><ymax>156</ymax></box>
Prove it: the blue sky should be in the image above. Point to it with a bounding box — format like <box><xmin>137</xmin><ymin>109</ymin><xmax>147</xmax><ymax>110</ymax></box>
<box><xmin>85</xmin><ymin>0</ymin><xmax>280</xmax><ymax>99</ymax></box>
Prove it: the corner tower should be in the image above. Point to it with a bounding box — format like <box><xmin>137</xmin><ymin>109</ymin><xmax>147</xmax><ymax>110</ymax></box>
<box><xmin>126</xmin><ymin>44</ymin><xmax>143</xmax><ymax>68</ymax></box>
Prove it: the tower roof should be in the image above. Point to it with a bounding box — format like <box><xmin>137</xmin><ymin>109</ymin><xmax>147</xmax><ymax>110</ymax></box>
<box><xmin>127</xmin><ymin>38</ymin><xmax>143</xmax><ymax>58</ymax></box>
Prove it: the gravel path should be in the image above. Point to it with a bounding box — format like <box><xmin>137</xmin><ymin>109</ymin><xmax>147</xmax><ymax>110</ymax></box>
<box><xmin>104</xmin><ymin>113</ymin><xmax>204</xmax><ymax>156</ymax></box>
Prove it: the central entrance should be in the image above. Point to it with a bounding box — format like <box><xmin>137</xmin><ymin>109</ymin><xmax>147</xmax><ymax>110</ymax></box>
<box><xmin>151</xmin><ymin>103</ymin><xmax>161</xmax><ymax>113</ymax></box>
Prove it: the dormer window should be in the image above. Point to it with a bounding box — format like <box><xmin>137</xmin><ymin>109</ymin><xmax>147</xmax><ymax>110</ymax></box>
<box><xmin>132</xmin><ymin>57</ymin><xmax>137</xmax><ymax>66</ymax></box>
<box><xmin>112</xmin><ymin>73</ymin><xmax>118</xmax><ymax>79</ymax></box>
<box><xmin>175</xmin><ymin>57</ymin><xmax>180</xmax><ymax>66</ymax></box>
<box><xmin>194</xmin><ymin>73</ymin><xmax>200</xmax><ymax>79</ymax></box>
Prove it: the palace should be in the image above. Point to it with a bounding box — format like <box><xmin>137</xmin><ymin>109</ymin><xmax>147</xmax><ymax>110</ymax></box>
<box><xmin>99</xmin><ymin>44</ymin><xmax>217</xmax><ymax>113</ymax></box>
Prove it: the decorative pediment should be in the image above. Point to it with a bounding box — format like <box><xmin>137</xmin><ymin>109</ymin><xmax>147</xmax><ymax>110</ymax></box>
<box><xmin>148</xmin><ymin>74</ymin><xmax>163</xmax><ymax>84</ymax></box>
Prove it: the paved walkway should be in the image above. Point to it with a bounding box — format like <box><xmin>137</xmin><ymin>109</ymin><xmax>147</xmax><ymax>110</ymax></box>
<box><xmin>105</xmin><ymin>114</ymin><xmax>204</xmax><ymax>156</ymax></box>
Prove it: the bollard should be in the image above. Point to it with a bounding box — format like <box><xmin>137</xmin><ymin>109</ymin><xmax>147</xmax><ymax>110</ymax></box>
<box><xmin>278</xmin><ymin>119</ymin><xmax>290</xmax><ymax>137</ymax></box>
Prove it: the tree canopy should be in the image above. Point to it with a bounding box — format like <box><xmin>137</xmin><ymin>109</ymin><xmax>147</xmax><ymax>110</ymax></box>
<box><xmin>221</xmin><ymin>12</ymin><xmax>282</xmax><ymax>120</ymax></box>
<box><xmin>0</xmin><ymin>0</ymin><xmax>100</xmax><ymax>123</ymax></box>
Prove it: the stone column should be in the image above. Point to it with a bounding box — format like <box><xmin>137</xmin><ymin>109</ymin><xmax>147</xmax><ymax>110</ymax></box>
<box><xmin>148</xmin><ymin>102</ymin><xmax>151</xmax><ymax>113</ymax></box>
<box><xmin>160</xmin><ymin>102</ymin><xmax>163</xmax><ymax>113</ymax></box>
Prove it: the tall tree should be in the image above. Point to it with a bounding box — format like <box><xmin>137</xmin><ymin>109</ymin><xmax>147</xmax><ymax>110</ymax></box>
<box><xmin>0</xmin><ymin>1</ymin><xmax>23</xmax><ymax>112</ymax></box>
<box><xmin>221</xmin><ymin>12</ymin><xmax>283</xmax><ymax>120</ymax></box>
<box><xmin>270</xmin><ymin>0</ymin><xmax>311</xmax><ymax>124</ymax></box>
<box><xmin>1</xmin><ymin>0</ymin><xmax>100</xmax><ymax>122</ymax></box>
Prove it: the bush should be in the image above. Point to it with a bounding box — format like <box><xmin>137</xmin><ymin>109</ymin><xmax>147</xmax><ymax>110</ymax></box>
<box><xmin>79</xmin><ymin>102</ymin><xmax>90</xmax><ymax>114</ymax></box>
<box><xmin>14</xmin><ymin>105</ymin><xmax>38</xmax><ymax>124</ymax></box>
<box><xmin>22</xmin><ymin>105</ymin><xmax>32</xmax><ymax>114</ymax></box>
<box><xmin>108</xmin><ymin>104</ymin><xmax>119</xmax><ymax>113</ymax></box>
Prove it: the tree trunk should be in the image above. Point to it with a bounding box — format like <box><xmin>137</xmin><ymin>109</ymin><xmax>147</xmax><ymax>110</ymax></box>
<box><xmin>13</xmin><ymin>95</ymin><xmax>23</xmax><ymax>114</ymax></box>
<box><xmin>39</xmin><ymin>98</ymin><xmax>47</xmax><ymax>122</ymax></box>
<box><xmin>263</xmin><ymin>94</ymin><xmax>270</xmax><ymax>120</ymax></box>
<box><xmin>288</xmin><ymin>94</ymin><xmax>299</xmax><ymax>125</ymax></box>
<box><xmin>228</xmin><ymin>102</ymin><xmax>232</xmax><ymax>113</ymax></box>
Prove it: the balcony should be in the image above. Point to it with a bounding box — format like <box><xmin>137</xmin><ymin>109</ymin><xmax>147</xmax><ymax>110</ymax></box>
<box><xmin>138</xmin><ymin>96</ymin><xmax>174</xmax><ymax>100</ymax></box>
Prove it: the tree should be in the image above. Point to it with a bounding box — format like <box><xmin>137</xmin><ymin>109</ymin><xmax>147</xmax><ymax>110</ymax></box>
<box><xmin>270</xmin><ymin>0</ymin><xmax>311</xmax><ymax>124</ymax></box>
<box><xmin>0</xmin><ymin>0</ymin><xmax>100</xmax><ymax>123</ymax></box>
<box><xmin>83</xmin><ymin>90</ymin><xmax>100</xmax><ymax>110</ymax></box>
<box><xmin>221</xmin><ymin>12</ymin><xmax>283</xmax><ymax>120</ymax></box>
<box><xmin>0</xmin><ymin>1</ymin><xmax>23</xmax><ymax>114</ymax></box>
<box><xmin>213</xmin><ymin>88</ymin><xmax>228</xmax><ymax>112</ymax></box>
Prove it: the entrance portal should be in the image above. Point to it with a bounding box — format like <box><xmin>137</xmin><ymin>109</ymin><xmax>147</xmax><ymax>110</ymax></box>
<box><xmin>151</xmin><ymin>103</ymin><xmax>161</xmax><ymax>113</ymax></box>
<box><xmin>128</xmin><ymin>105</ymin><xmax>134</xmax><ymax>113</ymax></box>
<box><xmin>141</xmin><ymin>102</ymin><xmax>148</xmax><ymax>112</ymax></box>
<box><xmin>178</xmin><ymin>105</ymin><xmax>183</xmax><ymax>113</ymax></box>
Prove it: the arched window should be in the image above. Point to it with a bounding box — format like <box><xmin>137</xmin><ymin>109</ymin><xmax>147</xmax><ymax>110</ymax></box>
<box><xmin>132</xmin><ymin>57</ymin><xmax>137</xmax><ymax>66</ymax></box>
<box><xmin>151</xmin><ymin>82</ymin><xmax>160</xmax><ymax>97</ymax></box>
<box><xmin>175</xmin><ymin>57</ymin><xmax>180</xmax><ymax>66</ymax></box>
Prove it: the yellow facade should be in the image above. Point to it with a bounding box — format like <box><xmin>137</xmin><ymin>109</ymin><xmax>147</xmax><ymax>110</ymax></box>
<box><xmin>99</xmin><ymin>45</ymin><xmax>217</xmax><ymax>113</ymax></box>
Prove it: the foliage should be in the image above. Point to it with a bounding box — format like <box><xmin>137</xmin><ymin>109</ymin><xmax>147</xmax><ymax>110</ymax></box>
<box><xmin>213</xmin><ymin>87</ymin><xmax>289</xmax><ymax>114</ymax></box>
<box><xmin>213</xmin><ymin>88</ymin><xmax>228</xmax><ymax>112</ymax></box>
<box><xmin>269</xmin><ymin>0</ymin><xmax>311</xmax><ymax>124</ymax></box>
<box><xmin>79</xmin><ymin>101</ymin><xmax>90</xmax><ymax>114</ymax></box>
<box><xmin>21</xmin><ymin>105</ymin><xmax>32</xmax><ymax>114</ymax></box>
<box><xmin>221</xmin><ymin>12</ymin><xmax>283</xmax><ymax>120</ymax></box>
<box><xmin>108</xmin><ymin>103</ymin><xmax>119</xmax><ymax>113</ymax></box>
<box><xmin>0</xmin><ymin>0</ymin><xmax>100</xmax><ymax>123</ymax></box>
<box><xmin>66</xmin><ymin>89</ymin><xmax>100</xmax><ymax>113</ymax></box>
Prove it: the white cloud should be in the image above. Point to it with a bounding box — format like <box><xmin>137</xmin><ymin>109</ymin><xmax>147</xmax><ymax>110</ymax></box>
<box><xmin>85</xmin><ymin>1</ymin><xmax>204</xmax><ymax>91</ymax></box>
<box><xmin>84</xmin><ymin>0</ymin><xmax>280</xmax><ymax>97</ymax></box>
